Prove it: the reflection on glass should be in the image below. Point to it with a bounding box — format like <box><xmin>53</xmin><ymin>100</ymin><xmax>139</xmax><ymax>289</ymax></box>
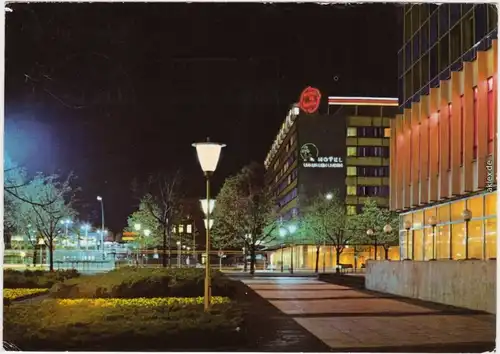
<box><xmin>413</xmin><ymin>211</ymin><xmax>424</xmax><ymax>228</ymax></box>
<box><xmin>485</xmin><ymin>217</ymin><xmax>497</xmax><ymax>259</ymax></box>
<box><xmin>468</xmin><ymin>220</ymin><xmax>483</xmax><ymax>259</ymax></box>
<box><xmin>414</xmin><ymin>230</ymin><xmax>423</xmax><ymax>260</ymax></box>
<box><xmin>438</xmin><ymin>204</ymin><xmax>450</xmax><ymax>224</ymax></box>
<box><xmin>450</xmin><ymin>200</ymin><xmax>465</xmax><ymax>222</ymax></box>
<box><xmin>437</xmin><ymin>224</ymin><xmax>450</xmax><ymax>259</ymax></box>
<box><xmin>424</xmin><ymin>227</ymin><xmax>433</xmax><ymax>260</ymax></box>
<box><xmin>424</xmin><ymin>207</ymin><xmax>437</xmax><ymax>226</ymax></box>
<box><xmin>468</xmin><ymin>195</ymin><xmax>484</xmax><ymax>218</ymax></box>
<box><xmin>451</xmin><ymin>223</ymin><xmax>465</xmax><ymax>260</ymax></box>
<box><xmin>485</xmin><ymin>193</ymin><xmax>496</xmax><ymax>216</ymax></box>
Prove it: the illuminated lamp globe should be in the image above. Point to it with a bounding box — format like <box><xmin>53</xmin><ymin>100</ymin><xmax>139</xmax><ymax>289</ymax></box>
<box><xmin>462</xmin><ymin>209</ymin><xmax>472</xmax><ymax>222</ymax></box>
<box><xmin>383</xmin><ymin>224</ymin><xmax>392</xmax><ymax>234</ymax></box>
<box><xmin>204</xmin><ymin>218</ymin><xmax>214</xmax><ymax>230</ymax></box>
<box><xmin>200</xmin><ymin>199</ymin><xmax>216</xmax><ymax>216</ymax></box>
<box><xmin>192</xmin><ymin>139</ymin><xmax>226</xmax><ymax>174</ymax></box>
<box><xmin>134</xmin><ymin>223</ymin><xmax>141</xmax><ymax>231</ymax></box>
<box><xmin>403</xmin><ymin>220</ymin><xmax>412</xmax><ymax>230</ymax></box>
<box><xmin>427</xmin><ymin>216</ymin><xmax>437</xmax><ymax>226</ymax></box>
<box><xmin>279</xmin><ymin>228</ymin><xmax>287</xmax><ymax>237</ymax></box>
<box><xmin>144</xmin><ymin>229</ymin><xmax>151</xmax><ymax>237</ymax></box>
<box><xmin>288</xmin><ymin>224</ymin><xmax>297</xmax><ymax>234</ymax></box>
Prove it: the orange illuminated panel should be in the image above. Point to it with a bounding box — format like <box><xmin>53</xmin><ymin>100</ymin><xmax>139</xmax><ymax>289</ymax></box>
<box><xmin>328</xmin><ymin>96</ymin><xmax>399</xmax><ymax>106</ymax></box>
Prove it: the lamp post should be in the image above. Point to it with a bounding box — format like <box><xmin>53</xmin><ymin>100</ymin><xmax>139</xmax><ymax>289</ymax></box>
<box><xmin>97</xmin><ymin>196</ymin><xmax>105</xmax><ymax>257</ymax></box>
<box><xmin>193</xmin><ymin>138</ymin><xmax>225</xmax><ymax>312</ymax></box>
<box><xmin>60</xmin><ymin>219</ymin><xmax>72</xmax><ymax>236</ymax></box>
<box><xmin>176</xmin><ymin>241</ymin><xmax>182</xmax><ymax>267</ymax></box>
<box><xmin>279</xmin><ymin>227</ymin><xmax>287</xmax><ymax>273</ymax></box>
<box><xmin>428</xmin><ymin>216</ymin><xmax>437</xmax><ymax>260</ymax></box>
<box><xmin>383</xmin><ymin>224</ymin><xmax>392</xmax><ymax>260</ymax></box>
<box><xmin>144</xmin><ymin>229</ymin><xmax>151</xmax><ymax>265</ymax></box>
<box><xmin>367</xmin><ymin>229</ymin><xmax>376</xmax><ymax>260</ymax></box>
<box><xmin>404</xmin><ymin>220</ymin><xmax>412</xmax><ymax>260</ymax></box>
<box><xmin>38</xmin><ymin>238</ymin><xmax>45</xmax><ymax>267</ymax></box>
<box><xmin>134</xmin><ymin>223</ymin><xmax>141</xmax><ymax>264</ymax></box>
<box><xmin>81</xmin><ymin>224</ymin><xmax>91</xmax><ymax>251</ymax></box>
<box><xmin>462</xmin><ymin>209</ymin><xmax>472</xmax><ymax>260</ymax></box>
<box><xmin>288</xmin><ymin>224</ymin><xmax>297</xmax><ymax>274</ymax></box>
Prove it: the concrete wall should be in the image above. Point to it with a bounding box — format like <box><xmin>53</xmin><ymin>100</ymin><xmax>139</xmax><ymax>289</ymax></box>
<box><xmin>365</xmin><ymin>260</ymin><xmax>496</xmax><ymax>314</ymax></box>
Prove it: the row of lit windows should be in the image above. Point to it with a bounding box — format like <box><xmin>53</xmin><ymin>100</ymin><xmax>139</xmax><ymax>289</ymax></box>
<box><xmin>411</xmin><ymin>78</ymin><xmax>494</xmax><ymax>180</ymax></box>
<box><xmin>400</xmin><ymin>218</ymin><xmax>496</xmax><ymax>260</ymax></box>
<box><xmin>402</xmin><ymin>4</ymin><xmax>496</xmax><ymax>76</ymax></box>
<box><xmin>347</xmin><ymin>127</ymin><xmax>391</xmax><ymax>138</ymax></box>
<box><xmin>278</xmin><ymin>188</ymin><xmax>298</xmax><ymax>209</ymax></box>
<box><xmin>272</xmin><ymin>135</ymin><xmax>297</xmax><ymax>172</ymax></box>
<box><xmin>274</xmin><ymin>151</ymin><xmax>297</xmax><ymax>184</ymax></box>
<box><xmin>172</xmin><ymin>224</ymin><xmax>193</xmax><ymax>234</ymax></box>
<box><xmin>347</xmin><ymin>185</ymin><xmax>390</xmax><ymax>197</ymax></box>
<box><xmin>400</xmin><ymin>4</ymin><xmax>497</xmax><ymax>106</ymax></box>
<box><xmin>347</xmin><ymin>166</ymin><xmax>390</xmax><ymax>177</ymax></box>
<box><xmin>275</xmin><ymin>169</ymin><xmax>298</xmax><ymax>197</ymax></box>
<box><xmin>347</xmin><ymin>146</ymin><xmax>389</xmax><ymax>158</ymax></box>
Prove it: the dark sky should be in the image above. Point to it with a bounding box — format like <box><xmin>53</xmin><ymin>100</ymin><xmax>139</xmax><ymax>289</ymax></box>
<box><xmin>5</xmin><ymin>3</ymin><xmax>401</xmax><ymax>232</ymax></box>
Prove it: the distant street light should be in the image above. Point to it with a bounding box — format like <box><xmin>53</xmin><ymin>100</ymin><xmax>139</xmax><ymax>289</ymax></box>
<box><xmin>97</xmin><ymin>196</ymin><xmax>105</xmax><ymax>256</ymax></box>
<box><xmin>367</xmin><ymin>228</ymin><xmax>376</xmax><ymax>260</ymax></box>
<box><xmin>325</xmin><ymin>193</ymin><xmax>333</xmax><ymax>200</ymax></box>
<box><xmin>81</xmin><ymin>224</ymin><xmax>91</xmax><ymax>251</ymax></box>
<box><xmin>193</xmin><ymin>138</ymin><xmax>225</xmax><ymax>312</ymax></box>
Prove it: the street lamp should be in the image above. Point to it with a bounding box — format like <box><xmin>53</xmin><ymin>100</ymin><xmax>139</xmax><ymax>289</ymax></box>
<box><xmin>38</xmin><ymin>238</ymin><xmax>45</xmax><ymax>266</ymax></box>
<box><xmin>404</xmin><ymin>220</ymin><xmax>412</xmax><ymax>260</ymax></box>
<box><xmin>287</xmin><ymin>224</ymin><xmax>297</xmax><ymax>274</ymax></box>
<box><xmin>193</xmin><ymin>138</ymin><xmax>225</xmax><ymax>312</ymax></box>
<box><xmin>60</xmin><ymin>219</ymin><xmax>72</xmax><ymax>236</ymax></box>
<box><xmin>81</xmin><ymin>224</ymin><xmax>91</xmax><ymax>251</ymax></box>
<box><xmin>143</xmin><ymin>229</ymin><xmax>151</xmax><ymax>265</ymax></box>
<box><xmin>176</xmin><ymin>241</ymin><xmax>182</xmax><ymax>267</ymax></box>
<box><xmin>428</xmin><ymin>216</ymin><xmax>437</xmax><ymax>260</ymax></box>
<box><xmin>203</xmin><ymin>218</ymin><xmax>214</xmax><ymax>230</ymax></box>
<box><xmin>383</xmin><ymin>224</ymin><xmax>392</xmax><ymax>260</ymax></box>
<box><xmin>462</xmin><ymin>209</ymin><xmax>472</xmax><ymax>259</ymax></box>
<box><xmin>97</xmin><ymin>196</ymin><xmax>105</xmax><ymax>257</ymax></box>
<box><xmin>325</xmin><ymin>193</ymin><xmax>333</xmax><ymax>200</ymax></box>
<box><xmin>367</xmin><ymin>229</ymin><xmax>376</xmax><ymax>260</ymax></box>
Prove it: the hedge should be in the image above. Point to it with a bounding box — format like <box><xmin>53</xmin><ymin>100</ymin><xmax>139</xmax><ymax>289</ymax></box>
<box><xmin>4</xmin><ymin>298</ymin><xmax>245</xmax><ymax>351</ymax></box>
<box><xmin>50</xmin><ymin>267</ymin><xmax>237</xmax><ymax>299</ymax></box>
<box><xmin>4</xmin><ymin>288</ymin><xmax>49</xmax><ymax>301</ymax></box>
<box><xmin>4</xmin><ymin>269</ymin><xmax>80</xmax><ymax>289</ymax></box>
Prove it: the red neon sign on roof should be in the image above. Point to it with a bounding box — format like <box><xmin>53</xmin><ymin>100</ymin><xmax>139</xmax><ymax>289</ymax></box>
<box><xmin>299</xmin><ymin>86</ymin><xmax>321</xmax><ymax>114</ymax></box>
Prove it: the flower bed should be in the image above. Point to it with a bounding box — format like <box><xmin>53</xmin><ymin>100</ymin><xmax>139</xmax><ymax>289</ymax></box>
<box><xmin>4</xmin><ymin>297</ymin><xmax>245</xmax><ymax>351</ymax></box>
<box><xmin>4</xmin><ymin>288</ymin><xmax>49</xmax><ymax>301</ymax></box>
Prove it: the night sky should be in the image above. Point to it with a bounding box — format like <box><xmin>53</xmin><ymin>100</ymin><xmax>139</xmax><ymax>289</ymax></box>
<box><xmin>5</xmin><ymin>3</ymin><xmax>401</xmax><ymax>232</ymax></box>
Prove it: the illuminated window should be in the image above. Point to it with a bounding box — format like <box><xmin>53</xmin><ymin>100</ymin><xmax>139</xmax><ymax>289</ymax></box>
<box><xmin>485</xmin><ymin>217</ymin><xmax>497</xmax><ymax>259</ymax></box>
<box><xmin>450</xmin><ymin>199</ymin><xmax>465</xmax><ymax>222</ymax></box>
<box><xmin>384</xmin><ymin>128</ymin><xmax>391</xmax><ymax>138</ymax></box>
<box><xmin>413</xmin><ymin>230</ymin><xmax>423</xmax><ymax>260</ymax></box>
<box><xmin>468</xmin><ymin>220</ymin><xmax>483</xmax><ymax>259</ymax></box>
<box><xmin>186</xmin><ymin>225</ymin><xmax>192</xmax><ymax>234</ymax></box>
<box><xmin>172</xmin><ymin>226</ymin><xmax>177</xmax><ymax>234</ymax></box>
<box><xmin>347</xmin><ymin>127</ymin><xmax>357</xmax><ymax>137</ymax></box>
<box><xmin>347</xmin><ymin>186</ymin><xmax>357</xmax><ymax>196</ymax></box>
<box><xmin>436</xmin><ymin>224</ymin><xmax>450</xmax><ymax>259</ymax></box>
<box><xmin>347</xmin><ymin>166</ymin><xmax>357</xmax><ymax>176</ymax></box>
<box><xmin>487</xmin><ymin>78</ymin><xmax>494</xmax><ymax>154</ymax></box>
<box><xmin>347</xmin><ymin>147</ymin><xmax>357</xmax><ymax>156</ymax></box>
<box><xmin>473</xmin><ymin>87</ymin><xmax>478</xmax><ymax>159</ymax></box>
<box><xmin>423</xmin><ymin>228</ymin><xmax>433</xmax><ymax>260</ymax></box>
<box><xmin>437</xmin><ymin>112</ymin><xmax>441</xmax><ymax>170</ymax></box>
<box><xmin>179</xmin><ymin>225</ymin><xmax>184</xmax><ymax>233</ymax></box>
<box><xmin>485</xmin><ymin>193</ymin><xmax>496</xmax><ymax>216</ymax></box>
<box><xmin>451</xmin><ymin>223</ymin><xmax>465</xmax><ymax>260</ymax></box>
<box><xmin>448</xmin><ymin>103</ymin><xmax>452</xmax><ymax>170</ymax></box>
<box><xmin>460</xmin><ymin>95</ymin><xmax>464</xmax><ymax>165</ymax></box>
<box><xmin>346</xmin><ymin>205</ymin><xmax>356</xmax><ymax>215</ymax></box>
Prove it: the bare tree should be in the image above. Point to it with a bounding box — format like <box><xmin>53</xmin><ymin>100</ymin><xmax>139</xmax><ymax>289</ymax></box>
<box><xmin>136</xmin><ymin>171</ymin><xmax>183</xmax><ymax>268</ymax></box>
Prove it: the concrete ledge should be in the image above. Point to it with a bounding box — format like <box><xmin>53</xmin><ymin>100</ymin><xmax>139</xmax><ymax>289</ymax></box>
<box><xmin>365</xmin><ymin>260</ymin><xmax>496</xmax><ymax>314</ymax></box>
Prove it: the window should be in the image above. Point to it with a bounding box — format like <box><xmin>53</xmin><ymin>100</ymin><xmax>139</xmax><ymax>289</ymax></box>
<box><xmin>430</xmin><ymin>44</ymin><xmax>439</xmax><ymax>79</ymax></box>
<box><xmin>460</xmin><ymin>95</ymin><xmax>464</xmax><ymax>165</ymax></box>
<box><xmin>485</xmin><ymin>217</ymin><xmax>497</xmax><ymax>259</ymax></box>
<box><xmin>473</xmin><ymin>87</ymin><xmax>478</xmax><ymax>159</ymax></box>
<box><xmin>447</xmin><ymin>104</ymin><xmax>452</xmax><ymax>170</ymax></box>
<box><xmin>439</xmin><ymin>4</ymin><xmax>450</xmax><ymax>36</ymax></box>
<box><xmin>439</xmin><ymin>34</ymin><xmax>450</xmax><ymax>73</ymax></box>
<box><xmin>450</xmin><ymin>24</ymin><xmax>461</xmax><ymax>64</ymax></box>
<box><xmin>488</xmin><ymin>4</ymin><xmax>498</xmax><ymax>33</ymax></box>
<box><xmin>347</xmin><ymin>127</ymin><xmax>357</xmax><ymax>137</ymax></box>
<box><xmin>475</xmin><ymin>4</ymin><xmax>487</xmax><ymax>40</ymax></box>
<box><xmin>463</xmin><ymin>12</ymin><xmax>475</xmax><ymax>53</ymax></box>
<box><xmin>346</xmin><ymin>205</ymin><xmax>357</xmax><ymax>216</ymax></box>
<box><xmin>179</xmin><ymin>225</ymin><xmax>184</xmax><ymax>233</ymax></box>
<box><xmin>347</xmin><ymin>186</ymin><xmax>357</xmax><ymax>196</ymax></box>
<box><xmin>430</xmin><ymin>10</ymin><xmax>438</xmax><ymax>44</ymax></box>
<box><xmin>384</xmin><ymin>128</ymin><xmax>391</xmax><ymax>138</ymax></box>
<box><xmin>347</xmin><ymin>147</ymin><xmax>357</xmax><ymax>157</ymax></box>
<box><xmin>488</xmin><ymin>78</ymin><xmax>494</xmax><ymax>154</ymax></box>
<box><xmin>347</xmin><ymin>166</ymin><xmax>357</xmax><ymax>176</ymax></box>
<box><xmin>437</xmin><ymin>112</ymin><xmax>441</xmax><ymax>170</ymax></box>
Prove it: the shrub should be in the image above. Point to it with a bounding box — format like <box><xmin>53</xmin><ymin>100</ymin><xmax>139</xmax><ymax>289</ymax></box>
<box><xmin>50</xmin><ymin>267</ymin><xmax>238</xmax><ymax>299</ymax></box>
<box><xmin>4</xmin><ymin>288</ymin><xmax>49</xmax><ymax>301</ymax></box>
<box><xmin>4</xmin><ymin>269</ymin><xmax>80</xmax><ymax>289</ymax></box>
<box><xmin>4</xmin><ymin>298</ymin><xmax>244</xmax><ymax>351</ymax></box>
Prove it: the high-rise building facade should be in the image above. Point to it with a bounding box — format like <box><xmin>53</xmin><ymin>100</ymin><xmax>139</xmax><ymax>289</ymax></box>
<box><xmin>264</xmin><ymin>93</ymin><xmax>400</xmax><ymax>269</ymax></box>
<box><xmin>392</xmin><ymin>4</ymin><xmax>497</xmax><ymax>260</ymax></box>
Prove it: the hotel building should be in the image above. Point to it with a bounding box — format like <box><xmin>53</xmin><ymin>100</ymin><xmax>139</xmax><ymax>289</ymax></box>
<box><xmin>392</xmin><ymin>4</ymin><xmax>497</xmax><ymax>260</ymax></box>
<box><xmin>264</xmin><ymin>96</ymin><xmax>400</xmax><ymax>269</ymax></box>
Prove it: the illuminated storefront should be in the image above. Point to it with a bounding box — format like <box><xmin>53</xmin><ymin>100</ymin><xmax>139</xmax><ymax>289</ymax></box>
<box><xmin>392</xmin><ymin>4</ymin><xmax>497</xmax><ymax>261</ymax></box>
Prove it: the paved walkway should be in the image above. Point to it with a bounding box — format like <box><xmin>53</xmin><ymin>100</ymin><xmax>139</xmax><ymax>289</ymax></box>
<box><xmin>241</xmin><ymin>277</ymin><xmax>496</xmax><ymax>352</ymax></box>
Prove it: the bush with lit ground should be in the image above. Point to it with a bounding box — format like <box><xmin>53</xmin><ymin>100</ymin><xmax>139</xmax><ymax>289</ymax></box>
<box><xmin>4</xmin><ymin>297</ymin><xmax>244</xmax><ymax>351</ymax></box>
